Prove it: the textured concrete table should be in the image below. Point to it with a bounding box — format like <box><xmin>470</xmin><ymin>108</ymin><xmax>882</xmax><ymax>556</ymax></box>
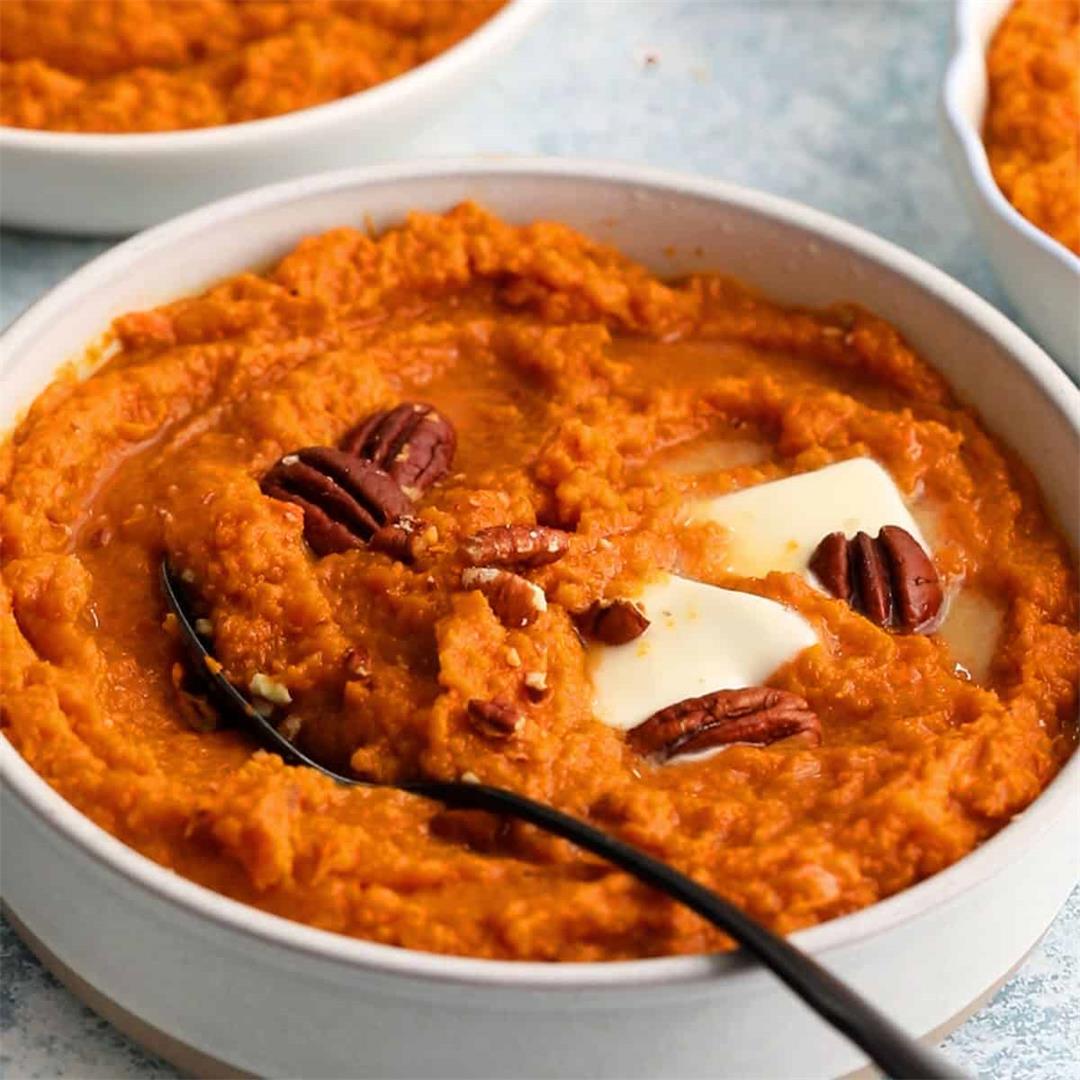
<box><xmin>1</xmin><ymin>2</ymin><xmax>1077</xmax><ymax>1077</ymax></box>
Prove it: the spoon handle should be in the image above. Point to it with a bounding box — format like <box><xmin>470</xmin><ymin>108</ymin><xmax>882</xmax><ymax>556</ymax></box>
<box><xmin>410</xmin><ymin>778</ymin><xmax>966</xmax><ymax>1080</ymax></box>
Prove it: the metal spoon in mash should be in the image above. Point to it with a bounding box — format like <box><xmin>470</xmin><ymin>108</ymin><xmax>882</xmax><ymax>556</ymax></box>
<box><xmin>162</xmin><ymin>561</ymin><xmax>963</xmax><ymax>1079</ymax></box>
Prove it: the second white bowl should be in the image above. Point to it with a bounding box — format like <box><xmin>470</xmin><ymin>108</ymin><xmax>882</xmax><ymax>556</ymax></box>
<box><xmin>941</xmin><ymin>0</ymin><xmax>1080</xmax><ymax>379</ymax></box>
<box><xmin>0</xmin><ymin>0</ymin><xmax>545</xmax><ymax>237</ymax></box>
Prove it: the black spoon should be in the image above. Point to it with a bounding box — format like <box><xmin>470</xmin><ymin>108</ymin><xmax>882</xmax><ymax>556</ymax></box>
<box><xmin>162</xmin><ymin>561</ymin><xmax>964</xmax><ymax>1079</ymax></box>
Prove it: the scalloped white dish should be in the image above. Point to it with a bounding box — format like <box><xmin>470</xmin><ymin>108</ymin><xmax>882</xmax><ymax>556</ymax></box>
<box><xmin>2</xmin><ymin>159</ymin><xmax>1078</xmax><ymax>1078</ymax></box>
<box><xmin>0</xmin><ymin>0</ymin><xmax>545</xmax><ymax>237</ymax></box>
<box><xmin>941</xmin><ymin>0</ymin><xmax>1080</xmax><ymax>380</ymax></box>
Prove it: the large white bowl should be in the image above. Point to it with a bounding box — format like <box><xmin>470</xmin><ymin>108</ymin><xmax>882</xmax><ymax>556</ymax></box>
<box><xmin>0</xmin><ymin>0</ymin><xmax>545</xmax><ymax>237</ymax></box>
<box><xmin>2</xmin><ymin>159</ymin><xmax>1078</xmax><ymax>1079</ymax></box>
<box><xmin>941</xmin><ymin>0</ymin><xmax>1080</xmax><ymax>380</ymax></box>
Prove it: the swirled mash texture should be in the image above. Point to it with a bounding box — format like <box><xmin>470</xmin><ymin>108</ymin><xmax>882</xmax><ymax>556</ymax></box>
<box><xmin>2</xmin><ymin>205</ymin><xmax>1077</xmax><ymax>960</ymax></box>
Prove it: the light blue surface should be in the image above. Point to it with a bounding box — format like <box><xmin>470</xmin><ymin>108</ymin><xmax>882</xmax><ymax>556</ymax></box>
<box><xmin>1</xmin><ymin>2</ymin><xmax>1077</xmax><ymax>1077</ymax></box>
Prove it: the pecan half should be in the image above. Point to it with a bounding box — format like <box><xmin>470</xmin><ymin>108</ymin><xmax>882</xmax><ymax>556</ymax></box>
<box><xmin>467</xmin><ymin>697</ymin><xmax>525</xmax><ymax>739</ymax></box>
<box><xmin>628</xmin><ymin>687</ymin><xmax>820</xmax><ymax>762</ymax></box>
<box><xmin>810</xmin><ymin>525</ymin><xmax>942</xmax><ymax>633</ymax></box>
<box><xmin>575</xmin><ymin>599</ymin><xmax>650</xmax><ymax>645</ymax></box>
<box><xmin>461</xmin><ymin>567</ymin><xmax>547</xmax><ymax>628</ymax></box>
<box><xmin>463</xmin><ymin>524</ymin><xmax>570</xmax><ymax>569</ymax></box>
<box><xmin>341</xmin><ymin>402</ymin><xmax>456</xmax><ymax>498</ymax></box>
<box><xmin>261</xmin><ymin>447</ymin><xmax>411</xmax><ymax>557</ymax></box>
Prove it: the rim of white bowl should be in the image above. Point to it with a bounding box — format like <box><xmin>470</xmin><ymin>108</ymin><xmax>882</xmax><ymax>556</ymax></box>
<box><xmin>2</xmin><ymin>157</ymin><xmax>1078</xmax><ymax>991</ymax></box>
<box><xmin>0</xmin><ymin>0</ymin><xmax>545</xmax><ymax>156</ymax></box>
<box><xmin>942</xmin><ymin>0</ymin><xmax>1080</xmax><ymax>274</ymax></box>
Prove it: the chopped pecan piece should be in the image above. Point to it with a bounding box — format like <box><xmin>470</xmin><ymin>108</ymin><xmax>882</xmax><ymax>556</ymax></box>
<box><xmin>463</xmin><ymin>524</ymin><xmax>570</xmax><ymax>569</ymax></box>
<box><xmin>370</xmin><ymin>514</ymin><xmax>423</xmax><ymax>563</ymax></box>
<box><xmin>810</xmin><ymin>525</ymin><xmax>942</xmax><ymax>633</ymax></box>
<box><xmin>523</xmin><ymin>670</ymin><xmax>549</xmax><ymax>702</ymax></box>
<box><xmin>628</xmin><ymin>687</ymin><xmax>820</xmax><ymax>762</ymax></box>
<box><xmin>249</xmin><ymin>672</ymin><xmax>291</xmax><ymax>706</ymax></box>
<box><xmin>467</xmin><ymin>697</ymin><xmax>525</xmax><ymax>739</ymax></box>
<box><xmin>261</xmin><ymin>447</ymin><xmax>410</xmax><ymax>557</ymax></box>
<box><xmin>461</xmin><ymin>567</ymin><xmax>547</xmax><ymax>628</ymax></box>
<box><xmin>576</xmin><ymin>599</ymin><xmax>650</xmax><ymax>645</ymax></box>
<box><xmin>277</xmin><ymin>714</ymin><xmax>304</xmax><ymax>743</ymax></box>
<box><xmin>343</xmin><ymin>645</ymin><xmax>372</xmax><ymax>680</ymax></box>
<box><xmin>341</xmin><ymin>402</ymin><xmax>456</xmax><ymax>497</ymax></box>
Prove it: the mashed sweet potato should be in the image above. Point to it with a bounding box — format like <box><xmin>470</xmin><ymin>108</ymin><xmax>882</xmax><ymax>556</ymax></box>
<box><xmin>2</xmin><ymin>205</ymin><xmax>1077</xmax><ymax>960</ymax></box>
<box><xmin>0</xmin><ymin>0</ymin><xmax>503</xmax><ymax>133</ymax></box>
<box><xmin>984</xmin><ymin>0</ymin><xmax>1080</xmax><ymax>254</ymax></box>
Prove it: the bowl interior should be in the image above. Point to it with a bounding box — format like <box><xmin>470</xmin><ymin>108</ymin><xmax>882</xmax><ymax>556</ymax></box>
<box><xmin>2</xmin><ymin>159</ymin><xmax>1078</xmax><ymax>985</ymax></box>
<box><xmin>4</xmin><ymin>161</ymin><xmax>1077</xmax><ymax>534</ymax></box>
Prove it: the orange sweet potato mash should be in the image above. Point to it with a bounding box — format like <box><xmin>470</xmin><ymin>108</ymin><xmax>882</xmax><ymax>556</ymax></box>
<box><xmin>0</xmin><ymin>0</ymin><xmax>504</xmax><ymax>133</ymax></box>
<box><xmin>984</xmin><ymin>0</ymin><xmax>1080</xmax><ymax>254</ymax></box>
<box><xmin>2</xmin><ymin>205</ymin><xmax>1077</xmax><ymax>960</ymax></box>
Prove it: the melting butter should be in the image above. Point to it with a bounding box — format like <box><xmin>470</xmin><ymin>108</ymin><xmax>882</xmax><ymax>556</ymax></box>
<box><xmin>685</xmin><ymin>458</ymin><xmax>1007</xmax><ymax>683</ymax></box>
<box><xmin>588</xmin><ymin>459</ymin><xmax>996</xmax><ymax>743</ymax></box>
<box><xmin>589</xmin><ymin>574</ymin><xmax>817</xmax><ymax>732</ymax></box>
<box><xmin>689</xmin><ymin>458</ymin><xmax>927</xmax><ymax>581</ymax></box>
<box><xmin>936</xmin><ymin>589</ymin><xmax>1003</xmax><ymax>685</ymax></box>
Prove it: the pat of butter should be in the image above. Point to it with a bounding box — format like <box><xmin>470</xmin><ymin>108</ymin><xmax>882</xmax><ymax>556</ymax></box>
<box><xmin>590</xmin><ymin>574</ymin><xmax>817</xmax><ymax>732</ymax></box>
<box><xmin>690</xmin><ymin>458</ymin><xmax>927</xmax><ymax>581</ymax></box>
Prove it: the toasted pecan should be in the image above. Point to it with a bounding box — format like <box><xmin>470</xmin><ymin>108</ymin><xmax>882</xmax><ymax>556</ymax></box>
<box><xmin>575</xmin><ymin>599</ymin><xmax>650</xmax><ymax>645</ymax></box>
<box><xmin>461</xmin><ymin>567</ymin><xmax>547</xmax><ymax>628</ymax></box>
<box><xmin>463</xmin><ymin>524</ymin><xmax>570</xmax><ymax>569</ymax></box>
<box><xmin>341</xmin><ymin>402</ymin><xmax>456</xmax><ymax>497</ymax></box>
<box><xmin>261</xmin><ymin>447</ymin><xmax>410</xmax><ymax>556</ymax></box>
<box><xmin>467</xmin><ymin>697</ymin><xmax>525</xmax><ymax>739</ymax></box>
<box><xmin>810</xmin><ymin>525</ymin><xmax>943</xmax><ymax>633</ymax></box>
<box><xmin>628</xmin><ymin>687</ymin><xmax>820</xmax><ymax>761</ymax></box>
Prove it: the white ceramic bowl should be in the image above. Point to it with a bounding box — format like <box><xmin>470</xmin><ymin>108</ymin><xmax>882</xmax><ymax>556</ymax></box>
<box><xmin>942</xmin><ymin>0</ymin><xmax>1080</xmax><ymax>380</ymax></box>
<box><xmin>0</xmin><ymin>0</ymin><xmax>545</xmax><ymax>237</ymax></box>
<box><xmin>2</xmin><ymin>159</ymin><xmax>1078</xmax><ymax>1079</ymax></box>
